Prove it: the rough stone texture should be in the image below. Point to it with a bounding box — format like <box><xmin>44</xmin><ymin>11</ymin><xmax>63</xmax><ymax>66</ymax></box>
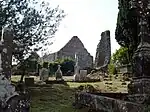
<box><xmin>39</xmin><ymin>68</ymin><xmax>49</xmax><ymax>82</ymax></box>
<box><xmin>74</xmin><ymin>54</ymin><xmax>80</xmax><ymax>81</ymax></box>
<box><xmin>74</xmin><ymin>92</ymin><xmax>144</xmax><ymax>112</ymax></box>
<box><xmin>43</xmin><ymin>36</ymin><xmax>93</xmax><ymax>69</ymax></box>
<box><xmin>86</xmin><ymin>72</ymin><xmax>103</xmax><ymax>81</ymax></box>
<box><xmin>79</xmin><ymin>70</ymin><xmax>87</xmax><ymax>81</ymax></box>
<box><xmin>0</xmin><ymin>28</ymin><xmax>30</xmax><ymax>111</ymax></box>
<box><xmin>0</xmin><ymin>75</ymin><xmax>19</xmax><ymax>106</ymax></box>
<box><xmin>55</xmin><ymin>65</ymin><xmax>63</xmax><ymax>81</ymax></box>
<box><xmin>127</xmin><ymin>0</ymin><xmax>150</xmax><ymax>106</ymax></box>
<box><xmin>74</xmin><ymin>1</ymin><xmax>150</xmax><ymax>112</ymax></box>
<box><xmin>87</xmin><ymin>30</ymin><xmax>111</xmax><ymax>79</ymax></box>
<box><xmin>0</xmin><ymin>29</ymin><xmax>13</xmax><ymax>79</ymax></box>
<box><xmin>42</xmin><ymin>52</ymin><xmax>58</xmax><ymax>63</ymax></box>
<box><xmin>94</xmin><ymin>30</ymin><xmax>111</xmax><ymax>73</ymax></box>
<box><xmin>74</xmin><ymin>70</ymin><xmax>88</xmax><ymax>82</ymax></box>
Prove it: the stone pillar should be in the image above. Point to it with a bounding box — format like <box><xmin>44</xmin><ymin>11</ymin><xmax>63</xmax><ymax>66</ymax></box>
<box><xmin>0</xmin><ymin>28</ymin><xmax>30</xmax><ymax>111</ymax></box>
<box><xmin>74</xmin><ymin>53</ymin><xmax>80</xmax><ymax>81</ymax></box>
<box><xmin>128</xmin><ymin>0</ymin><xmax>150</xmax><ymax>104</ymax></box>
<box><xmin>2</xmin><ymin>29</ymin><xmax>13</xmax><ymax>79</ymax></box>
<box><xmin>0</xmin><ymin>28</ymin><xmax>13</xmax><ymax>79</ymax></box>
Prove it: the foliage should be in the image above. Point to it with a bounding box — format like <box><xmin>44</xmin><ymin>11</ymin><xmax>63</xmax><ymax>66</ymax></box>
<box><xmin>60</xmin><ymin>58</ymin><xmax>75</xmax><ymax>75</ymax></box>
<box><xmin>144</xmin><ymin>105</ymin><xmax>150</xmax><ymax>112</ymax></box>
<box><xmin>115</xmin><ymin>0</ymin><xmax>139</xmax><ymax>59</ymax></box>
<box><xmin>49</xmin><ymin>62</ymin><xmax>59</xmax><ymax>75</ymax></box>
<box><xmin>38</xmin><ymin>64</ymin><xmax>42</xmax><ymax>69</ymax></box>
<box><xmin>112</xmin><ymin>47</ymin><xmax>129</xmax><ymax>66</ymax></box>
<box><xmin>17</xmin><ymin>52</ymin><xmax>40</xmax><ymax>73</ymax></box>
<box><xmin>108</xmin><ymin>62</ymin><xmax>117</xmax><ymax>75</ymax></box>
<box><xmin>43</xmin><ymin>62</ymin><xmax>49</xmax><ymax>69</ymax></box>
<box><xmin>0</xmin><ymin>0</ymin><xmax>66</xmax><ymax>62</ymax></box>
<box><xmin>26</xmin><ymin>52</ymin><xmax>39</xmax><ymax>72</ymax></box>
<box><xmin>49</xmin><ymin>58</ymin><xmax>75</xmax><ymax>76</ymax></box>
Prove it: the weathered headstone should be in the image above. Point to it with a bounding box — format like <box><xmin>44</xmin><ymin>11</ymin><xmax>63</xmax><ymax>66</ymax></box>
<box><xmin>0</xmin><ymin>28</ymin><xmax>30</xmax><ymax>111</ymax></box>
<box><xmin>74</xmin><ymin>53</ymin><xmax>88</xmax><ymax>81</ymax></box>
<box><xmin>79</xmin><ymin>70</ymin><xmax>87</xmax><ymax>81</ymax></box>
<box><xmin>74</xmin><ymin>53</ymin><xmax>80</xmax><ymax>81</ymax></box>
<box><xmin>40</xmin><ymin>67</ymin><xmax>49</xmax><ymax>82</ymax></box>
<box><xmin>55</xmin><ymin>65</ymin><xmax>63</xmax><ymax>81</ymax></box>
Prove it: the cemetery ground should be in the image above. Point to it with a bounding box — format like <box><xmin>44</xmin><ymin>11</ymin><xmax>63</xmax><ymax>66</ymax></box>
<box><xmin>11</xmin><ymin>75</ymin><xmax>129</xmax><ymax>112</ymax></box>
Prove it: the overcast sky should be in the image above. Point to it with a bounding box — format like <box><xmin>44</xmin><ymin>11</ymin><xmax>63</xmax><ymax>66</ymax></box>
<box><xmin>40</xmin><ymin>0</ymin><xmax>120</xmax><ymax>58</ymax></box>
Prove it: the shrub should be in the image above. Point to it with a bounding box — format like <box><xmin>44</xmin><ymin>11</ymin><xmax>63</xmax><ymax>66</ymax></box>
<box><xmin>43</xmin><ymin>62</ymin><xmax>49</xmax><ymax>68</ymax></box>
<box><xmin>108</xmin><ymin>63</ymin><xmax>117</xmax><ymax>75</ymax></box>
<box><xmin>49</xmin><ymin>58</ymin><xmax>75</xmax><ymax>76</ymax></box>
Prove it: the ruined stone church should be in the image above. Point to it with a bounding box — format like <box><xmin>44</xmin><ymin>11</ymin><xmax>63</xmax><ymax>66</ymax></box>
<box><xmin>42</xmin><ymin>36</ymin><xmax>93</xmax><ymax>69</ymax></box>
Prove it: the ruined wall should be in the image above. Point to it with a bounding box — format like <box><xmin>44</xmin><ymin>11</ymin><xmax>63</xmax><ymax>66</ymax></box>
<box><xmin>95</xmin><ymin>30</ymin><xmax>111</xmax><ymax>68</ymax></box>
<box><xmin>43</xmin><ymin>52</ymin><xmax>58</xmax><ymax>63</ymax></box>
<box><xmin>43</xmin><ymin>36</ymin><xmax>93</xmax><ymax>69</ymax></box>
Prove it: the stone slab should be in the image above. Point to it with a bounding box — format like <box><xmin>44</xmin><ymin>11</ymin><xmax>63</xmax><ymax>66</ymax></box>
<box><xmin>74</xmin><ymin>92</ymin><xmax>144</xmax><ymax>112</ymax></box>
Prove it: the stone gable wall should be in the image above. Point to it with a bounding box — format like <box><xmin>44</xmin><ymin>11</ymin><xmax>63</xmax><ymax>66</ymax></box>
<box><xmin>43</xmin><ymin>36</ymin><xmax>93</xmax><ymax>69</ymax></box>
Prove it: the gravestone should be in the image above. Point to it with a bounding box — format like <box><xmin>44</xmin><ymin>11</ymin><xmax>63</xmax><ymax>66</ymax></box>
<box><xmin>79</xmin><ymin>70</ymin><xmax>87</xmax><ymax>81</ymax></box>
<box><xmin>55</xmin><ymin>65</ymin><xmax>63</xmax><ymax>81</ymax></box>
<box><xmin>40</xmin><ymin>67</ymin><xmax>49</xmax><ymax>82</ymax></box>
<box><xmin>0</xmin><ymin>28</ymin><xmax>30</xmax><ymax>111</ymax></box>
<box><xmin>74</xmin><ymin>53</ymin><xmax>80</xmax><ymax>81</ymax></box>
<box><xmin>74</xmin><ymin>53</ymin><xmax>88</xmax><ymax>81</ymax></box>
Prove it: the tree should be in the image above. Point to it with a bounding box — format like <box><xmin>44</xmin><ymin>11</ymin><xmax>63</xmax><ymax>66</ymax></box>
<box><xmin>108</xmin><ymin>62</ymin><xmax>117</xmax><ymax>75</ymax></box>
<box><xmin>49</xmin><ymin>58</ymin><xmax>75</xmax><ymax>76</ymax></box>
<box><xmin>115</xmin><ymin>0</ymin><xmax>139</xmax><ymax>60</ymax></box>
<box><xmin>43</xmin><ymin>62</ymin><xmax>49</xmax><ymax>69</ymax></box>
<box><xmin>17</xmin><ymin>52</ymin><xmax>39</xmax><ymax>78</ymax></box>
<box><xmin>49</xmin><ymin>62</ymin><xmax>59</xmax><ymax>75</ymax></box>
<box><xmin>112</xmin><ymin>47</ymin><xmax>129</xmax><ymax>66</ymax></box>
<box><xmin>25</xmin><ymin>52</ymin><xmax>39</xmax><ymax>73</ymax></box>
<box><xmin>0</xmin><ymin>0</ymin><xmax>66</xmax><ymax>61</ymax></box>
<box><xmin>0</xmin><ymin>0</ymin><xmax>65</xmax><ymax>82</ymax></box>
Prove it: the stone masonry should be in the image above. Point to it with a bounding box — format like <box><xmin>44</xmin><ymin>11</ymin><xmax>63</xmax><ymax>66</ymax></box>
<box><xmin>95</xmin><ymin>30</ymin><xmax>111</xmax><ymax>69</ymax></box>
<box><xmin>43</xmin><ymin>36</ymin><xmax>93</xmax><ymax>69</ymax></box>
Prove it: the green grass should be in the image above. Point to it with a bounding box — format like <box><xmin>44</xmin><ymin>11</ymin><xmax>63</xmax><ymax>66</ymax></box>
<box><xmin>11</xmin><ymin>75</ymin><xmax>129</xmax><ymax>112</ymax></box>
<box><xmin>30</xmin><ymin>84</ymin><xmax>88</xmax><ymax>112</ymax></box>
<box><xmin>11</xmin><ymin>75</ymin><xmax>21</xmax><ymax>82</ymax></box>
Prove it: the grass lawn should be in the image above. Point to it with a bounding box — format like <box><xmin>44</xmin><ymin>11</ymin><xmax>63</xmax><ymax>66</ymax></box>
<box><xmin>29</xmin><ymin>84</ymin><xmax>90</xmax><ymax>112</ymax></box>
<box><xmin>11</xmin><ymin>75</ymin><xmax>129</xmax><ymax>112</ymax></box>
